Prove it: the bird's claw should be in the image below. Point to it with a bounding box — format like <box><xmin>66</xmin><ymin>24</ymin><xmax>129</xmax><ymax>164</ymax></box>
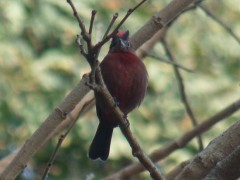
<box><xmin>85</xmin><ymin>81</ymin><xmax>101</xmax><ymax>92</ymax></box>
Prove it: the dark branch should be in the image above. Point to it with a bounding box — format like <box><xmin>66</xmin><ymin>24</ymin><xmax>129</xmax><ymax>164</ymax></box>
<box><xmin>199</xmin><ymin>4</ymin><xmax>240</xmax><ymax>45</ymax></box>
<box><xmin>42</xmin><ymin>113</ymin><xmax>79</xmax><ymax>179</ymax></box>
<box><xmin>161</xmin><ymin>38</ymin><xmax>204</xmax><ymax>151</ymax></box>
<box><xmin>42</xmin><ymin>135</ymin><xmax>64</xmax><ymax>179</ymax></box>
<box><xmin>76</xmin><ymin>35</ymin><xmax>87</xmax><ymax>57</ymax></box>
<box><xmin>66</xmin><ymin>0</ymin><xmax>89</xmax><ymax>41</ymax></box>
<box><xmin>89</xmin><ymin>10</ymin><xmax>97</xmax><ymax>35</ymax></box>
<box><xmin>105</xmin><ymin>98</ymin><xmax>240</xmax><ymax>179</ymax></box>
<box><xmin>95</xmin><ymin>0</ymin><xmax>148</xmax><ymax>49</ymax></box>
<box><xmin>102</xmin><ymin>13</ymin><xmax>119</xmax><ymax>40</ymax></box>
<box><xmin>148</xmin><ymin>53</ymin><xmax>193</xmax><ymax>73</ymax></box>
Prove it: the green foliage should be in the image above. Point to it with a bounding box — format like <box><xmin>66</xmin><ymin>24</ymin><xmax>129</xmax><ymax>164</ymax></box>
<box><xmin>0</xmin><ymin>0</ymin><xmax>239</xmax><ymax>179</ymax></box>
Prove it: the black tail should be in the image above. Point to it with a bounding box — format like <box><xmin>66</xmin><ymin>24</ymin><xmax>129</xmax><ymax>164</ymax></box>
<box><xmin>88</xmin><ymin>123</ymin><xmax>113</xmax><ymax>161</ymax></box>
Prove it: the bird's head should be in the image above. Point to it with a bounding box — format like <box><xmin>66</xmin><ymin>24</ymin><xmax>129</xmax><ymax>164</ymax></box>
<box><xmin>109</xmin><ymin>30</ymin><xmax>131</xmax><ymax>52</ymax></box>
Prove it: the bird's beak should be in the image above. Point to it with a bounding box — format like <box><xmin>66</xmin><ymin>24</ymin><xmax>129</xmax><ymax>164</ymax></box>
<box><xmin>119</xmin><ymin>38</ymin><xmax>128</xmax><ymax>48</ymax></box>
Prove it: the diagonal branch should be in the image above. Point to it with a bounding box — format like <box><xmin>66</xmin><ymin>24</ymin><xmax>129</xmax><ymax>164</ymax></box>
<box><xmin>203</xmin><ymin>145</ymin><xmax>240</xmax><ymax>180</ymax></box>
<box><xmin>176</xmin><ymin>120</ymin><xmax>240</xmax><ymax>179</ymax></box>
<box><xmin>199</xmin><ymin>4</ymin><xmax>240</xmax><ymax>45</ymax></box>
<box><xmin>42</xmin><ymin>107</ymin><xmax>80</xmax><ymax>179</ymax></box>
<box><xmin>66</xmin><ymin>0</ymin><xmax>89</xmax><ymax>41</ymax></box>
<box><xmin>105</xmin><ymin>98</ymin><xmax>240</xmax><ymax>179</ymax></box>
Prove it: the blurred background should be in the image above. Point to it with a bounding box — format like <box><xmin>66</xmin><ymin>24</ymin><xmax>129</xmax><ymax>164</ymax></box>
<box><xmin>0</xmin><ymin>0</ymin><xmax>239</xmax><ymax>179</ymax></box>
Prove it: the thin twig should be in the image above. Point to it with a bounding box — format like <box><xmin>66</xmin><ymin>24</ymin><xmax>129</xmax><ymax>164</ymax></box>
<box><xmin>76</xmin><ymin>35</ymin><xmax>87</xmax><ymax>57</ymax></box>
<box><xmin>199</xmin><ymin>4</ymin><xmax>240</xmax><ymax>45</ymax></box>
<box><xmin>95</xmin><ymin>0</ymin><xmax>148</xmax><ymax>49</ymax></box>
<box><xmin>42</xmin><ymin>113</ymin><xmax>78</xmax><ymax>179</ymax></box>
<box><xmin>161</xmin><ymin>38</ymin><xmax>204</xmax><ymax>151</ymax></box>
<box><xmin>102</xmin><ymin>13</ymin><xmax>119</xmax><ymax>40</ymax></box>
<box><xmin>105</xmin><ymin>98</ymin><xmax>240</xmax><ymax>179</ymax></box>
<box><xmin>42</xmin><ymin>135</ymin><xmax>64</xmax><ymax>180</ymax></box>
<box><xmin>113</xmin><ymin>0</ymin><xmax>147</xmax><ymax>33</ymax></box>
<box><xmin>149</xmin><ymin>53</ymin><xmax>193</xmax><ymax>73</ymax></box>
<box><xmin>66</xmin><ymin>0</ymin><xmax>89</xmax><ymax>41</ymax></box>
<box><xmin>89</xmin><ymin>10</ymin><xmax>97</xmax><ymax>35</ymax></box>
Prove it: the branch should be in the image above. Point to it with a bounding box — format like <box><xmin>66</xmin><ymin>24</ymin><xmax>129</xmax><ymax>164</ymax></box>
<box><xmin>89</xmin><ymin>10</ymin><xmax>97</xmax><ymax>35</ymax></box>
<box><xmin>66</xmin><ymin>0</ymin><xmax>89</xmax><ymax>42</ymax></box>
<box><xmin>148</xmin><ymin>53</ymin><xmax>193</xmax><ymax>73</ymax></box>
<box><xmin>130</xmin><ymin>0</ymin><xmax>195</xmax><ymax>50</ymax></box>
<box><xmin>102</xmin><ymin>13</ymin><xmax>119</xmax><ymax>40</ymax></box>
<box><xmin>0</xmin><ymin>91</ymin><xmax>94</xmax><ymax>174</ymax></box>
<box><xmin>95</xmin><ymin>0</ymin><xmax>148</xmax><ymax>49</ymax></box>
<box><xmin>42</xmin><ymin>105</ymin><xmax>80</xmax><ymax>179</ymax></box>
<box><xmin>203</xmin><ymin>145</ymin><xmax>240</xmax><ymax>180</ymax></box>
<box><xmin>176</xmin><ymin>120</ymin><xmax>240</xmax><ymax>179</ymax></box>
<box><xmin>161</xmin><ymin>38</ymin><xmax>204</xmax><ymax>150</ymax></box>
<box><xmin>105</xmin><ymin>98</ymin><xmax>240</xmax><ymax>179</ymax></box>
<box><xmin>136</xmin><ymin>28</ymin><xmax>167</xmax><ymax>58</ymax></box>
<box><xmin>199</xmin><ymin>4</ymin><xmax>240</xmax><ymax>45</ymax></box>
<box><xmin>166</xmin><ymin>160</ymin><xmax>190</xmax><ymax>180</ymax></box>
<box><xmin>0</xmin><ymin>82</ymin><xmax>92</xmax><ymax>179</ymax></box>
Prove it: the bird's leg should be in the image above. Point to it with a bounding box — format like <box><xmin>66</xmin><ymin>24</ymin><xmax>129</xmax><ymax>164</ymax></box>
<box><xmin>85</xmin><ymin>80</ymin><xmax>98</xmax><ymax>90</ymax></box>
<box><xmin>82</xmin><ymin>72</ymin><xmax>101</xmax><ymax>92</ymax></box>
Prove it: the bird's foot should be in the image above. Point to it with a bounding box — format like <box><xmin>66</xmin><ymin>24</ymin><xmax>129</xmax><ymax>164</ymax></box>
<box><xmin>85</xmin><ymin>79</ymin><xmax>101</xmax><ymax>92</ymax></box>
<box><xmin>83</xmin><ymin>73</ymin><xmax>99</xmax><ymax>90</ymax></box>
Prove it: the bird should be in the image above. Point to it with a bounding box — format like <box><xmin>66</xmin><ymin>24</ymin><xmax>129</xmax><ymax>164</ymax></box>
<box><xmin>88</xmin><ymin>30</ymin><xmax>148</xmax><ymax>160</ymax></box>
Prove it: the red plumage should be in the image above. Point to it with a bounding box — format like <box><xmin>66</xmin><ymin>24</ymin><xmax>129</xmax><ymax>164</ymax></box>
<box><xmin>89</xmin><ymin>31</ymin><xmax>148</xmax><ymax>160</ymax></box>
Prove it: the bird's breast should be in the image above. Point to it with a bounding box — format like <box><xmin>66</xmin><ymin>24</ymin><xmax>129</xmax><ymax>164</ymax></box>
<box><xmin>99</xmin><ymin>51</ymin><xmax>148</xmax><ymax>114</ymax></box>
